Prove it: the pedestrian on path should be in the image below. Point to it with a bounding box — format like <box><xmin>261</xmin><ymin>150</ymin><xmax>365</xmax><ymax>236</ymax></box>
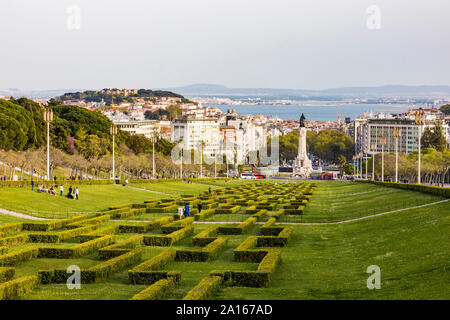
<box><xmin>60</xmin><ymin>185</ymin><xmax>64</xmax><ymax>196</ymax></box>
<box><xmin>197</xmin><ymin>202</ymin><xmax>202</xmax><ymax>214</ymax></box>
<box><xmin>31</xmin><ymin>180</ymin><xmax>34</xmax><ymax>191</ymax></box>
<box><xmin>74</xmin><ymin>187</ymin><xmax>79</xmax><ymax>200</ymax></box>
<box><xmin>184</xmin><ymin>204</ymin><xmax>190</xmax><ymax>217</ymax></box>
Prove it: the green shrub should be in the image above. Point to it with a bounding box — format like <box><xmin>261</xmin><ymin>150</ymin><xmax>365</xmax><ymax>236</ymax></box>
<box><xmin>78</xmin><ymin>225</ymin><xmax>118</xmax><ymax>242</ymax></box>
<box><xmin>65</xmin><ymin>214</ymin><xmax>110</xmax><ymax>229</ymax></box>
<box><xmin>0</xmin><ymin>223</ymin><xmax>23</xmax><ymax>234</ymax></box>
<box><xmin>0</xmin><ymin>247</ymin><xmax>39</xmax><ymax>266</ymax></box>
<box><xmin>175</xmin><ymin>237</ymin><xmax>228</xmax><ymax>262</ymax></box>
<box><xmin>0</xmin><ymin>247</ymin><xmax>7</xmax><ymax>255</ymax></box>
<box><xmin>130</xmin><ymin>278</ymin><xmax>176</xmax><ymax>300</ymax></box>
<box><xmin>38</xmin><ymin>235</ymin><xmax>114</xmax><ymax>258</ymax></box>
<box><xmin>182</xmin><ymin>276</ymin><xmax>223</xmax><ymax>300</ymax></box>
<box><xmin>215</xmin><ymin>205</ymin><xmax>241</xmax><ymax>214</ymax></box>
<box><xmin>0</xmin><ymin>267</ymin><xmax>14</xmax><ymax>283</ymax></box>
<box><xmin>0</xmin><ymin>275</ymin><xmax>40</xmax><ymax>300</ymax></box>
<box><xmin>252</xmin><ymin>209</ymin><xmax>267</xmax><ymax>221</ymax></box>
<box><xmin>161</xmin><ymin>217</ymin><xmax>194</xmax><ymax>234</ymax></box>
<box><xmin>219</xmin><ymin>217</ymin><xmax>256</xmax><ymax>235</ymax></box>
<box><xmin>194</xmin><ymin>209</ymin><xmax>214</xmax><ymax>221</ymax></box>
<box><xmin>192</xmin><ymin>226</ymin><xmax>219</xmax><ymax>246</ymax></box>
<box><xmin>89</xmin><ymin>249</ymin><xmax>142</xmax><ymax>281</ymax></box>
<box><xmin>0</xmin><ymin>234</ymin><xmax>29</xmax><ymax>246</ymax></box>
<box><xmin>143</xmin><ymin>226</ymin><xmax>194</xmax><ymax>246</ymax></box>
<box><xmin>98</xmin><ymin>235</ymin><xmax>143</xmax><ymax>260</ymax></box>
<box><xmin>119</xmin><ymin>216</ymin><xmax>173</xmax><ymax>233</ymax></box>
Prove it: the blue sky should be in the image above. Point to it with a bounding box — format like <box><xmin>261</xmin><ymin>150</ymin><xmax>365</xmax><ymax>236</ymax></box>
<box><xmin>1</xmin><ymin>0</ymin><xmax>449</xmax><ymax>90</ymax></box>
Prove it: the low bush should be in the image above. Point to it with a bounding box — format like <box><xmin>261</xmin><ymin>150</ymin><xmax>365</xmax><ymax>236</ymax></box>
<box><xmin>0</xmin><ymin>267</ymin><xmax>14</xmax><ymax>283</ymax></box>
<box><xmin>192</xmin><ymin>226</ymin><xmax>219</xmax><ymax>246</ymax></box>
<box><xmin>175</xmin><ymin>237</ymin><xmax>228</xmax><ymax>262</ymax></box>
<box><xmin>143</xmin><ymin>226</ymin><xmax>194</xmax><ymax>246</ymax></box>
<box><xmin>119</xmin><ymin>216</ymin><xmax>173</xmax><ymax>233</ymax></box>
<box><xmin>0</xmin><ymin>247</ymin><xmax>7</xmax><ymax>255</ymax></box>
<box><xmin>128</xmin><ymin>250</ymin><xmax>179</xmax><ymax>285</ymax></box>
<box><xmin>0</xmin><ymin>247</ymin><xmax>39</xmax><ymax>266</ymax></box>
<box><xmin>182</xmin><ymin>276</ymin><xmax>223</xmax><ymax>300</ymax></box>
<box><xmin>38</xmin><ymin>235</ymin><xmax>114</xmax><ymax>259</ymax></box>
<box><xmin>219</xmin><ymin>217</ymin><xmax>256</xmax><ymax>235</ymax></box>
<box><xmin>98</xmin><ymin>235</ymin><xmax>143</xmax><ymax>260</ymax></box>
<box><xmin>0</xmin><ymin>234</ymin><xmax>29</xmax><ymax>246</ymax></box>
<box><xmin>215</xmin><ymin>205</ymin><xmax>241</xmax><ymax>214</ymax></box>
<box><xmin>78</xmin><ymin>225</ymin><xmax>118</xmax><ymax>242</ymax></box>
<box><xmin>89</xmin><ymin>249</ymin><xmax>142</xmax><ymax>281</ymax></box>
<box><xmin>0</xmin><ymin>223</ymin><xmax>23</xmax><ymax>235</ymax></box>
<box><xmin>194</xmin><ymin>209</ymin><xmax>214</xmax><ymax>221</ymax></box>
<box><xmin>252</xmin><ymin>209</ymin><xmax>267</xmax><ymax>221</ymax></box>
<box><xmin>161</xmin><ymin>217</ymin><xmax>194</xmax><ymax>234</ymax></box>
<box><xmin>0</xmin><ymin>275</ymin><xmax>40</xmax><ymax>300</ymax></box>
<box><xmin>65</xmin><ymin>214</ymin><xmax>110</xmax><ymax>229</ymax></box>
<box><xmin>130</xmin><ymin>278</ymin><xmax>176</xmax><ymax>300</ymax></box>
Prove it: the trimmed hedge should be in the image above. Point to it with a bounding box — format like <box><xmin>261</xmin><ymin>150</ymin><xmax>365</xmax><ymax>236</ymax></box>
<box><xmin>119</xmin><ymin>216</ymin><xmax>173</xmax><ymax>233</ymax></box>
<box><xmin>192</xmin><ymin>226</ymin><xmax>219</xmax><ymax>246</ymax></box>
<box><xmin>0</xmin><ymin>267</ymin><xmax>14</xmax><ymax>283</ymax></box>
<box><xmin>194</xmin><ymin>209</ymin><xmax>214</xmax><ymax>221</ymax></box>
<box><xmin>130</xmin><ymin>278</ymin><xmax>176</xmax><ymax>300</ymax></box>
<box><xmin>40</xmin><ymin>249</ymin><xmax>142</xmax><ymax>284</ymax></box>
<box><xmin>0</xmin><ymin>275</ymin><xmax>40</xmax><ymax>300</ymax></box>
<box><xmin>0</xmin><ymin>223</ymin><xmax>23</xmax><ymax>234</ymax></box>
<box><xmin>182</xmin><ymin>276</ymin><xmax>223</xmax><ymax>300</ymax></box>
<box><xmin>215</xmin><ymin>205</ymin><xmax>241</xmax><ymax>214</ymax></box>
<box><xmin>65</xmin><ymin>214</ymin><xmax>110</xmax><ymax>229</ymax></box>
<box><xmin>355</xmin><ymin>180</ymin><xmax>450</xmax><ymax>198</ymax></box>
<box><xmin>28</xmin><ymin>224</ymin><xmax>98</xmax><ymax>243</ymax></box>
<box><xmin>128</xmin><ymin>249</ymin><xmax>179</xmax><ymax>285</ymax></box>
<box><xmin>0</xmin><ymin>234</ymin><xmax>29</xmax><ymax>246</ymax></box>
<box><xmin>78</xmin><ymin>225</ymin><xmax>118</xmax><ymax>242</ymax></box>
<box><xmin>175</xmin><ymin>237</ymin><xmax>228</xmax><ymax>262</ymax></box>
<box><xmin>0</xmin><ymin>247</ymin><xmax>39</xmax><ymax>266</ymax></box>
<box><xmin>219</xmin><ymin>217</ymin><xmax>256</xmax><ymax>235</ymax></box>
<box><xmin>89</xmin><ymin>249</ymin><xmax>142</xmax><ymax>281</ymax></box>
<box><xmin>22</xmin><ymin>214</ymin><xmax>93</xmax><ymax>232</ymax></box>
<box><xmin>37</xmin><ymin>235</ymin><xmax>115</xmax><ymax>259</ymax></box>
<box><xmin>0</xmin><ymin>247</ymin><xmax>7</xmax><ymax>255</ymax></box>
<box><xmin>143</xmin><ymin>226</ymin><xmax>194</xmax><ymax>246</ymax></box>
<box><xmin>98</xmin><ymin>235</ymin><xmax>143</xmax><ymax>260</ymax></box>
<box><xmin>161</xmin><ymin>217</ymin><xmax>194</xmax><ymax>234</ymax></box>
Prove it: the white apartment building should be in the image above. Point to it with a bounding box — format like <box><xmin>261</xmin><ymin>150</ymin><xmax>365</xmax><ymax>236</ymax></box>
<box><xmin>115</xmin><ymin>120</ymin><xmax>171</xmax><ymax>140</ymax></box>
<box><xmin>171</xmin><ymin>118</ymin><xmax>221</xmax><ymax>158</ymax></box>
<box><xmin>353</xmin><ymin>110</ymin><xmax>450</xmax><ymax>154</ymax></box>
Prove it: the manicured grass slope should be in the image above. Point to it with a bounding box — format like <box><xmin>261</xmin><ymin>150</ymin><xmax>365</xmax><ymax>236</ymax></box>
<box><xmin>217</xmin><ymin>200</ymin><xmax>450</xmax><ymax>299</ymax></box>
<box><xmin>0</xmin><ymin>184</ymin><xmax>162</xmax><ymax>217</ymax></box>
<box><xmin>298</xmin><ymin>181</ymin><xmax>444</xmax><ymax>223</ymax></box>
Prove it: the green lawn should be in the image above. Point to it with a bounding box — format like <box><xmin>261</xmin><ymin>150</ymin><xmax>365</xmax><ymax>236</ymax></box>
<box><xmin>0</xmin><ymin>184</ymin><xmax>162</xmax><ymax>217</ymax></box>
<box><xmin>216</xmin><ymin>200</ymin><xmax>450</xmax><ymax>299</ymax></box>
<box><xmin>281</xmin><ymin>180</ymin><xmax>445</xmax><ymax>223</ymax></box>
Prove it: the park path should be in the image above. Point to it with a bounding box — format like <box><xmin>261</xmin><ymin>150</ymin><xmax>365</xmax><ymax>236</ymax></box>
<box><xmin>118</xmin><ymin>184</ymin><xmax>174</xmax><ymax>196</ymax></box>
<box><xmin>0</xmin><ymin>199</ymin><xmax>448</xmax><ymax>224</ymax></box>
<box><xmin>0</xmin><ymin>207</ymin><xmax>50</xmax><ymax>221</ymax></box>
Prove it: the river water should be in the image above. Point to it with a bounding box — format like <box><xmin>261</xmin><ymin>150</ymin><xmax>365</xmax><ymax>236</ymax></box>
<box><xmin>213</xmin><ymin>103</ymin><xmax>417</xmax><ymax>121</ymax></box>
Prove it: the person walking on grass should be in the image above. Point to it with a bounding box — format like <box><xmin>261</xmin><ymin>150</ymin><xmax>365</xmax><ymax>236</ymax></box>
<box><xmin>197</xmin><ymin>202</ymin><xmax>202</xmax><ymax>214</ymax></box>
<box><xmin>31</xmin><ymin>180</ymin><xmax>34</xmax><ymax>191</ymax></box>
<box><xmin>74</xmin><ymin>187</ymin><xmax>79</xmax><ymax>200</ymax></box>
<box><xmin>60</xmin><ymin>185</ymin><xmax>64</xmax><ymax>196</ymax></box>
<box><xmin>208</xmin><ymin>186</ymin><xmax>211</xmax><ymax>194</ymax></box>
<box><xmin>184</xmin><ymin>203</ymin><xmax>190</xmax><ymax>217</ymax></box>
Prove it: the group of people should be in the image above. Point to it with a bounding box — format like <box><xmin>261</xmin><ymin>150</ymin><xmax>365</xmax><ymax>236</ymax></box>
<box><xmin>32</xmin><ymin>180</ymin><xmax>79</xmax><ymax>200</ymax></box>
<box><xmin>178</xmin><ymin>202</ymin><xmax>203</xmax><ymax>219</ymax></box>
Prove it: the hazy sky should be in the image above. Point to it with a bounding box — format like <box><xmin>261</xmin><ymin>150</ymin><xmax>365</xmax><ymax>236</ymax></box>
<box><xmin>1</xmin><ymin>0</ymin><xmax>449</xmax><ymax>91</ymax></box>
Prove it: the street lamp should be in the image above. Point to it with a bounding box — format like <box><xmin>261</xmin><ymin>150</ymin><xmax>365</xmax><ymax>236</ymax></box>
<box><xmin>180</xmin><ymin>144</ymin><xmax>183</xmax><ymax>179</ymax></box>
<box><xmin>379</xmin><ymin>137</ymin><xmax>386</xmax><ymax>182</ymax></box>
<box><xmin>352</xmin><ymin>155</ymin><xmax>356</xmax><ymax>178</ymax></box>
<box><xmin>43</xmin><ymin>108</ymin><xmax>53</xmax><ymax>181</ymax></box>
<box><xmin>110</xmin><ymin>124</ymin><xmax>118</xmax><ymax>181</ymax></box>
<box><xmin>393</xmin><ymin>127</ymin><xmax>401</xmax><ymax>183</ymax></box>
<box><xmin>415</xmin><ymin>109</ymin><xmax>425</xmax><ymax>184</ymax></box>
<box><xmin>371</xmin><ymin>143</ymin><xmax>377</xmax><ymax>180</ymax></box>
<box><xmin>149</xmin><ymin>132</ymin><xmax>157</xmax><ymax>179</ymax></box>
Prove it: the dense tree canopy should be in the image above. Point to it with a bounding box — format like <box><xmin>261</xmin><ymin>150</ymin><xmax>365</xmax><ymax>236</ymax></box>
<box><xmin>421</xmin><ymin>123</ymin><xmax>448</xmax><ymax>152</ymax></box>
<box><xmin>439</xmin><ymin>104</ymin><xmax>450</xmax><ymax>115</ymax></box>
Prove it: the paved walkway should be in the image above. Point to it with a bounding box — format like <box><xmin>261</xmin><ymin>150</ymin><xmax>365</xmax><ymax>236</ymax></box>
<box><xmin>118</xmin><ymin>184</ymin><xmax>174</xmax><ymax>196</ymax></box>
<box><xmin>1</xmin><ymin>199</ymin><xmax>448</xmax><ymax>225</ymax></box>
<box><xmin>0</xmin><ymin>208</ymin><xmax>50</xmax><ymax>221</ymax></box>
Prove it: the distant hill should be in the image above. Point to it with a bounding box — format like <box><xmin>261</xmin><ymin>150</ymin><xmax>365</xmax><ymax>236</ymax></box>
<box><xmin>162</xmin><ymin>84</ymin><xmax>450</xmax><ymax>98</ymax></box>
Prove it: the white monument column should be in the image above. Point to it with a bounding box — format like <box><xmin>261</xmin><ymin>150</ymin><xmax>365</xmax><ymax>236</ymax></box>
<box><xmin>293</xmin><ymin>114</ymin><xmax>313</xmax><ymax>177</ymax></box>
